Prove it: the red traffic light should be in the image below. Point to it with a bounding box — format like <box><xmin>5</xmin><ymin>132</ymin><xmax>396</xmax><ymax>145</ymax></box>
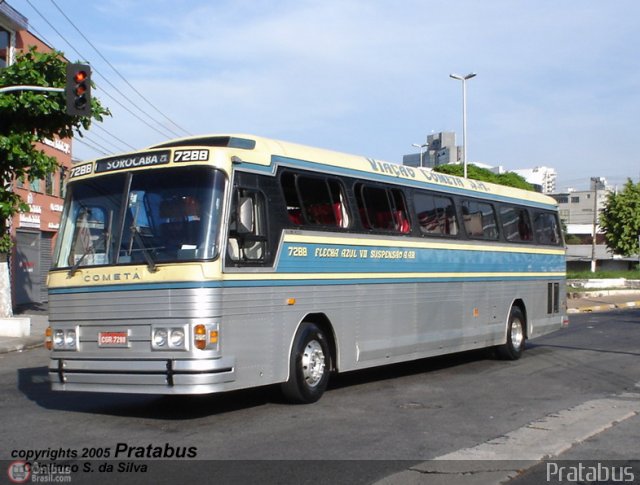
<box><xmin>74</xmin><ymin>70</ymin><xmax>88</xmax><ymax>83</ymax></box>
<box><xmin>65</xmin><ymin>63</ymin><xmax>92</xmax><ymax>116</ymax></box>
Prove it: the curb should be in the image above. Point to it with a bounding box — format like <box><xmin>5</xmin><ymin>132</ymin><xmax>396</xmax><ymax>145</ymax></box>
<box><xmin>0</xmin><ymin>337</ymin><xmax>43</xmax><ymax>354</ymax></box>
<box><xmin>567</xmin><ymin>300</ymin><xmax>640</xmax><ymax>314</ymax></box>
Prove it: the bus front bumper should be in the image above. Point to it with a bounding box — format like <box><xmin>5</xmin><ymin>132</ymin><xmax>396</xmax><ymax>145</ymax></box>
<box><xmin>48</xmin><ymin>356</ymin><xmax>236</xmax><ymax>394</ymax></box>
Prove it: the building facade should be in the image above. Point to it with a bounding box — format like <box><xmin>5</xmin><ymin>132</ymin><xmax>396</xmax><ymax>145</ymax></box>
<box><xmin>551</xmin><ymin>177</ymin><xmax>610</xmax><ymax>229</ymax></box>
<box><xmin>403</xmin><ymin>131</ymin><xmax>461</xmax><ymax>168</ymax></box>
<box><xmin>1</xmin><ymin>3</ymin><xmax>72</xmax><ymax>308</ymax></box>
<box><xmin>548</xmin><ymin>177</ymin><xmax>629</xmax><ymax>271</ymax></box>
<box><xmin>512</xmin><ymin>166</ymin><xmax>557</xmax><ymax>194</ymax></box>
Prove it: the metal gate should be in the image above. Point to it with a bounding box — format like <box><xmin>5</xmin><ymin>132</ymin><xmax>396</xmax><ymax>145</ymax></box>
<box><xmin>14</xmin><ymin>230</ymin><xmax>41</xmax><ymax>306</ymax></box>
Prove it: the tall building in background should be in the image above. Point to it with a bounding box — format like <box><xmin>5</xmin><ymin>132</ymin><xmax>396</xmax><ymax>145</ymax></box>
<box><xmin>1</xmin><ymin>2</ymin><xmax>72</xmax><ymax>308</ymax></box>
<box><xmin>403</xmin><ymin>131</ymin><xmax>461</xmax><ymax>168</ymax></box>
<box><xmin>512</xmin><ymin>166</ymin><xmax>557</xmax><ymax>194</ymax></box>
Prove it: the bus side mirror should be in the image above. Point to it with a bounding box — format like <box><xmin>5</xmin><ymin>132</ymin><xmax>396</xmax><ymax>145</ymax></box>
<box><xmin>237</xmin><ymin>196</ymin><xmax>254</xmax><ymax>234</ymax></box>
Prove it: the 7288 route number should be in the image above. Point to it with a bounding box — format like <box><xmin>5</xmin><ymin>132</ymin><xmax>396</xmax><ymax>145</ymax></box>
<box><xmin>173</xmin><ymin>149</ymin><xmax>209</xmax><ymax>162</ymax></box>
<box><xmin>287</xmin><ymin>246</ymin><xmax>308</xmax><ymax>257</ymax></box>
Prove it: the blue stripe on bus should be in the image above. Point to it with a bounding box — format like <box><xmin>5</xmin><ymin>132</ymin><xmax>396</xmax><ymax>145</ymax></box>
<box><xmin>49</xmin><ymin>273</ymin><xmax>564</xmax><ymax>295</ymax></box>
<box><xmin>277</xmin><ymin>243</ymin><xmax>566</xmax><ymax>274</ymax></box>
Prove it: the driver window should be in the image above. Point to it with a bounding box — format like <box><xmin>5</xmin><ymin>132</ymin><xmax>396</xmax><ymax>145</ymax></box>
<box><xmin>226</xmin><ymin>188</ymin><xmax>268</xmax><ymax>265</ymax></box>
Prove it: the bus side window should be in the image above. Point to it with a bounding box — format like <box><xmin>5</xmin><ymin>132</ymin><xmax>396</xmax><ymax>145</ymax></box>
<box><xmin>356</xmin><ymin>183</ymin><xmax>411</xmax><ymax>234</ymax></box>
<box><xmin>280</xmin><ymin>171</ymin><xmax>349</xmax><ymax>229</ymax></box>
<box><xmin>227</xmin><ymin>188</ymin><xmax>268</xmax><ymax>264</ymax></box>
<box><xmin>500</xmin><ymin>206</ymin><xmax>533</xmax><ymax>243</ymax></box>
<box><xmin>462</xmin><ymin>200</ymin><xmax>499</xmax><ymax>240</ymax></box>
<box><xmin>534</xmin><ymin>211</ymin><xmax>562</xmax><ymax>246</ymax></box>
<box><xmin>413</xmin><ymin>192</ymin><xmax>459</xmax><ymax>237</ymax></box>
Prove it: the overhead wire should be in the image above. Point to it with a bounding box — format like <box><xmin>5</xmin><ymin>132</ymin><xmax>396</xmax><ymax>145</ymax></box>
<box><xmin>83</xmin><ymin>126</ymin><xmax>131</xmax><ymax>154</ymax></box>
<box><xmin>92</xmin><ymin>124</ymin><xmax>137</xmax><ymax>152</ymax></box>
<box><xmin>19</xmin><ymin>9</ymin><xmax>135</xmax><ymax>157</ymax></box>
<box><xmin>49</xmin><ymin>0</ymin><xmax>191</xmax><ymax>138</ymax></box>
<box><xmin>73</xmin><ymin>136</ymin><xmax>110</xmax><ymax>157</ymax></box>
<box><xmin>23</xmin><ymin>0</ymin><xmax>182</xmax><ymax>142</ymax></box>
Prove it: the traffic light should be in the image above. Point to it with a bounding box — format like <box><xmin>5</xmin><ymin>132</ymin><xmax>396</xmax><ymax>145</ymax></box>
<box><xmin>65</xmin><ymin>63</ymin><xmax>92</xmax><ymax>116</ymax></box>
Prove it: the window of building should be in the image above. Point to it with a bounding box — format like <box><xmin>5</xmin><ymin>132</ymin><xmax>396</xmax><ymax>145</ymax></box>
<box><xmin>30</xmin><ymin>178</ymin><xmax>42</xmax><ymax>193</ymax></box>
<box><xmin>413</xmin><ymin>192</ymin><xmax>458</xmax><ymax>236</ymax></box>
<box><xmin>461</xmin><ymin>200</ymin><xmax>499</xmax><ymax>240</ymax></box>
<box><xmin>0</xmin><ymin>27</ymin><xmax>10</xmax><ymax>68</ymax></box>
<box><xmin>499</xmin><ymin>206</ymin><xmax>533</xmax><ymax>242</ymax></box>
<box><xmin>571</xmin><ymin>196</ymin><xmax>580</xmax><ymax>203</ymax></box>
<box><xmin>59</xmin><ymin>167</ymin><xmax>68</xmax><ymax>198</ymax></box>
<box><xmin>355</xmin><ymin>183</ymin><xmax>411</xmax><ymax>234</ymax></box>
<box><xmin>45</xmin><ymin>172</ymin><xmax>54</xmax><ymax>195</ymax></box>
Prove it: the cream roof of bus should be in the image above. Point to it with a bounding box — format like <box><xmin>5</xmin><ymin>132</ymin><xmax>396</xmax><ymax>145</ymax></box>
<box><xmin>147</xmin><ymin>133</ymin><xmax>558</xmax><ymax>207</ymax></box>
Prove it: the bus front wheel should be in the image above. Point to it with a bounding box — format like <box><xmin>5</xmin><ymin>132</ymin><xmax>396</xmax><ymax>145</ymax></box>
<box><xmin>496</xmin><ymin>306</ymin><xmax>526</xmax><ymax>360</ymax></box>
<box><xmin>281</xmin><ymin>322</ymin><xmax>330</xmax><ymax>404</ymax></box>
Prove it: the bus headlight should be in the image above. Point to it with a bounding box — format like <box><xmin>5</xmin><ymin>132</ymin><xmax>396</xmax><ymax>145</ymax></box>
<box><xmin>153</xmin><ymin>329</ymin><xmax>168</xmax><ymax>348</ymax></box>
<box><xmin>169</xmin><ymin>328</ymin><xmax>185</xmax><ymax>348</ymax></box>
<box><xmin>65</xmin><ymin>330</ymin><xmax>77</xmax><ymax>349</ymax></box>
<box><xmin>152</xmin><ymin>326</ymin><xmax>187</xmax><ymax>350</ymax></box>
<box><xmin>53</xmin><ymin>329</ymin><xmax>65</xmax><ymax>348</ymax></box>
<box><xmin>51</xmin><ymin>328</ymin><xmax>78</xmax><ymax>351</ymax></box>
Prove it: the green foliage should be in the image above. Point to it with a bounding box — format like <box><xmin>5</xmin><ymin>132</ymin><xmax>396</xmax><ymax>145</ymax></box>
<box><xmin>0</xmin><ymin>47</ymin><xmax>110</xmax><ymax>252</ymax></box>
<box><xmin>567</xmin><ymin>267</ymin><xmax>640</xmax><ymax>280</ymax></box>
<box><xmin>433</xmin><ymin>164</ymin><xmax>535</xmax><ymax>191</ymax></box>
<box><xmin>599</xmin><ymin>178</ymin><xmax>640</xmax><ymax>257</ymax></box>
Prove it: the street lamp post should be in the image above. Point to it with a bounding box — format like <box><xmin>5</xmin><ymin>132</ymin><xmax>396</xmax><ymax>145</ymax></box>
<box><xmin>412</xmin><ymin>142</ymin><xmax>428</xmax><ymax>167</ymax></box>
<box><xmin>449</xmin><ymin>72</ymin><xmax>476</xmax><ymax>178</ymax></box>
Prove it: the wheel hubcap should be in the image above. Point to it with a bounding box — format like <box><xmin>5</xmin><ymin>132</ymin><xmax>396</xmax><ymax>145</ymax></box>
<box><xmin>511</xmin><ymin>318</ymin><xmax>524</xmax><ymax>349</ymax></box>
<box><xmin>301</xmin><ymin>340</ymin><xmax>325</xmax><ymax>387</ymax></box>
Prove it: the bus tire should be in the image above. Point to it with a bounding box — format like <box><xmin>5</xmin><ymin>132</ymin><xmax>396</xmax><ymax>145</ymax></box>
<box><xmin>496</xmin><ymin>306</ymin><xmax>526</xmax><ymax>360</ymax></box>
<box><xmin>281</xmin><ymin>322</ymin><xmax>330</xmax><ymax>404</ymax></box>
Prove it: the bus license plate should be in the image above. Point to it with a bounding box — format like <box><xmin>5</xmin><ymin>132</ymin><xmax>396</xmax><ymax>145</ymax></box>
<box><xmin>98</xmin><ymin>331</ymin><xmax>129</xmax><ymax>347</ymax></box>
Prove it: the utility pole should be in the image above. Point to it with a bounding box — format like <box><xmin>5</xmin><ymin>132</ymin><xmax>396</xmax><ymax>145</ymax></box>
<box><xmin>449</xmin><ymin>72</ymin><xmax>476</xmax><ymax>178</ymax></box>
<box><xmin>590</xmin><ymin>177</ymin><xmax>599</xmax><ymax>273</ymax></box>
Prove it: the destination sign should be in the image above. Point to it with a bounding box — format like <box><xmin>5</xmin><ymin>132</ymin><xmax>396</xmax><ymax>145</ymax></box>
<box><xmin>95</xmin><ymin>150</ymin><xmax>171</xmax><ymax>173</ymax></box>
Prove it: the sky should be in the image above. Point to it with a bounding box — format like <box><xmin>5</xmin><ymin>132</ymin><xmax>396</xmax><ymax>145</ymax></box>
<box><xmin>7</xmin><ymin>0</ymin><xmax>640</xmax><ymax>191</ymax></box>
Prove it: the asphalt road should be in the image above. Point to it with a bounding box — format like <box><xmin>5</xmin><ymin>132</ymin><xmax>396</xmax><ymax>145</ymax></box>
<box><xmin>2</xmin><ymin>309</ymin><xmax>639</xmax><ymax>484</ymax></box>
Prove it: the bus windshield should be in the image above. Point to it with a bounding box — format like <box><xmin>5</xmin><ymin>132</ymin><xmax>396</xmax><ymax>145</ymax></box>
<box><xmin>54</xmin><ymin>166</ymin><xmax>226</xmax><ymax>270</ymax></box>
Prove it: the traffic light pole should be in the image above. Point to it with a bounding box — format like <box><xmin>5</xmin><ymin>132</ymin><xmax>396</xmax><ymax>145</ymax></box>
<box><xmin>0</xmin><ymin>85</ymin><xmax>64</xmax><ymax>94</ymax></box>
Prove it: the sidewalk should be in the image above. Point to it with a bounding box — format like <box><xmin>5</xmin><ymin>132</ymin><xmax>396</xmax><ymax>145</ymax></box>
<box><xmin>1</xmin><ymin>291</ymin><xmax>640</xmax><ymax>355</ymax></box>
<box><xmin>566</xmin><ymin>290</ymin><xmax>640</xmax><ymax>313</ymax></box>
<box><xmin>0</xmin><ymin>310</ymin><xmax>49</xmax><ymax>353</ymax></box>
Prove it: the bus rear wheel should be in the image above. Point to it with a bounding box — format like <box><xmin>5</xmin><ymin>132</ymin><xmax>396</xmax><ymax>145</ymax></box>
<box><xmin>281</xmin><ymin>322</ymin><xmax>330</xmax><ymax>404</ymax></box>
<box><xmin>496</xmin><ymin>306</ymin><xmax>526</xmax><ymax>360</ymax></box>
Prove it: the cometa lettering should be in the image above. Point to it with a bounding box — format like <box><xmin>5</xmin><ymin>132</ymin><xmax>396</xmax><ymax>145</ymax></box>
<box><xmin>84</xmin><ymin>272</ymin><xmax>141</xmax><ymax>283</ymax></box>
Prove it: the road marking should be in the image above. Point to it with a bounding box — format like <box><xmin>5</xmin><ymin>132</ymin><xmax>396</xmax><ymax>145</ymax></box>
<box><xmin>376</xmin><ymin>391</ymin><xmax>640</xmax><ymax>484</ymax></box>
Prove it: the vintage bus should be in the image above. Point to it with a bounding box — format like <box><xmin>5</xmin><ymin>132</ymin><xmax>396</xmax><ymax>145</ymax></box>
<box><xmin>46</xmin><ymin>135</ymin><xmax>567</xmax><ymax>403</ymax></box>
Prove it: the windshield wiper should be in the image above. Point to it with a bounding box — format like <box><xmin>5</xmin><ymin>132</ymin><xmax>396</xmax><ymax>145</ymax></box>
<box><xmin>67</xmin><ymin>232</ymin><xmax>107</xmax><ymax>277</ymax></box>
<box><xmin>68</xmin><ymin>210</ymin><xmax>113</xmax><ymax>277</ymax></box>
<box><xmin>129</xmin><ymin>225</ymin><xmax>158</xmax><ymax>273</ymax></box>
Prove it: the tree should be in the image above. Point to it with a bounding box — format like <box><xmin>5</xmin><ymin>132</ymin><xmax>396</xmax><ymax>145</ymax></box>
<box><xmin>599</xmin><ymin>178</ymin><xmax>640</xmax><ymax>257</ymax></box>
<box><xmin>433</xmin><ymin>163</ymin><xmax>535</xmax><ymax>191</ymax></box>
<box><xmin>0</xmin><ymin>47</ymin><xmax>110</xmax><ymax>255</ymax></box>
